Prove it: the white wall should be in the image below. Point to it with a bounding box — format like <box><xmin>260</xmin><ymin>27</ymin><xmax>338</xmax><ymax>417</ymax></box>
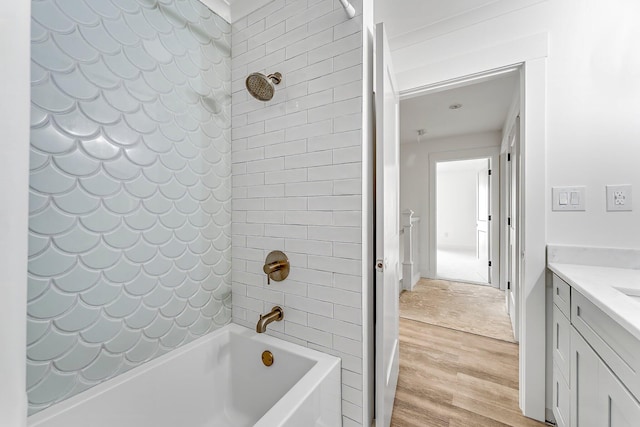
<box><xmin>394</xmin><ymin>0</ymin><xmax>640</xmax><ymax>249</ymax></box>
<box><xmin>229</xmin><ymin>1</ymin><xmax>366</xmax><ymax>425</ymax></box>
<box><xmin>393</xmin><ymin>1</ymin><xmax>640</xmax><ymax>419</ymax></box>
<box><xmin>0</xmin><ymin>2</ymin><xmax>30</xmax><ymax>426</ymax></box>
<box><xmin>400</xmin><ymin>131</ymin><xmax>501</xmax><ymax>276</ymax></box>
<box><xmin>436</xmin><ymin>166</ymin><xmax>478</xmax><ymax>251</ymax></box>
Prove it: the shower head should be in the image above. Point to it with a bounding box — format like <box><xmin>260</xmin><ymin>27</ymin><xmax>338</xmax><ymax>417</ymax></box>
<box><xmin>246</xmin><ymin>72</ymin><xmax>282</xmax><ymax>101</ymax></box>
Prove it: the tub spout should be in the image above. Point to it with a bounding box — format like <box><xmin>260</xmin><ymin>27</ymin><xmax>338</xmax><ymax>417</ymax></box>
<box><xmin>256</xmin><ymin>306</ymin><xmax>284</xmax><ymax>333</ymax></box>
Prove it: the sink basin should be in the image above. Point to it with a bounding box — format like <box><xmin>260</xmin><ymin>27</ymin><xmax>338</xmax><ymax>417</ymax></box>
<box><xmin>613</xmin><ymin>287</ymin><xmax>640</xmax><ymax>304</ymax></box>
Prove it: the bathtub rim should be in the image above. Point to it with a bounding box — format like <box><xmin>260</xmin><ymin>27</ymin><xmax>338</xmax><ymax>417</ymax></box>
<box><xmin>27</xmin><ymin>322</ymin><xmax>341</xmax><ymax>427</ymax></box>
<box><xmin>248</xmin><ymin>329</ymin><xmax>341</xmax><ymax>427</ymax></box>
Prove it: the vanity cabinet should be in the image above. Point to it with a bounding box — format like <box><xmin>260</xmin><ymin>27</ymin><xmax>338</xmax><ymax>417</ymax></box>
<box><xmin>552</xmin><ymin>274</ymin><xmax>640</xmax><ymax>427</ymax></box>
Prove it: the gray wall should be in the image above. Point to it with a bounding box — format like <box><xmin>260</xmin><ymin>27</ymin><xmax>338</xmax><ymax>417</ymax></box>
<box><xmin>27</xmin><ymin>0</ymin><xmax>231</xmax><ymax>413</ymax></box>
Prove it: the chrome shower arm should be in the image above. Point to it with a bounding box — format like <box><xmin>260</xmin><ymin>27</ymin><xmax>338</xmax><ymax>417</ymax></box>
<box><xmin>338</xmin><ymin>0</ymin><xmax>355</xmax><ymax>19</ymax></box>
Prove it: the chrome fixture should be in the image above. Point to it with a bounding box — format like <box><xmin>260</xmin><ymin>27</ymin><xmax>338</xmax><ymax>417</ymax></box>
<box><xmin>261</xmin><ymin>350</ymin><xmax>274</xmax><ymax>367</ymax></box>
<box><xmin>338</xmin><ymin>0</ymin><xmax>355</xmax><ymax>18</ymax></box>
<box><xmin>263</xmin><ymin>250</ymin><xmax>289</xmax><ymax>284</ymax></box>
<box><xmin>246</xmin><ymin>72</ymin><xmax>282</xmax><ymax>101</ymax></box>
<box><xmin>256</xmin><ymin>306</ymin><xmax>284</xmax><ymax>333</ymax></box>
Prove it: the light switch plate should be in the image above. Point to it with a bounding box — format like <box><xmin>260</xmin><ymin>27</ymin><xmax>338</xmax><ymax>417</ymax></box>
<box><xmin>606</xmin><ymin>184</ymin><xmax>632</xmax><ymax>211</ymax></box>
<box><xmin>552</xmin><ymin>186</ymin><xmax>586</xmax><ymax>211</ymax></box>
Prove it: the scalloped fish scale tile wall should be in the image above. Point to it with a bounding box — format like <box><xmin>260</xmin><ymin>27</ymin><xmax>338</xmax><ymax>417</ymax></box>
<box><xmin>28</xmin><ymin>0</ymin><xmax>231</xmax><ymax>414</ymax></box>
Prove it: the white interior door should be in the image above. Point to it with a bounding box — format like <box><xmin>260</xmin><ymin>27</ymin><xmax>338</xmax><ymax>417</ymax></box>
<box><xmin>506</xmin><ymin>119</ymin><xmax>520</xmax><ymax>340</ymax></box>
<box><xmin>476</xmin><ymin>160</ymin><xmax>490</xmax><ymax>282</ymax></box>
<box><xmin>375</xmin><ymin>22</ymin><xmax>400</xmax><ymax>427</ymax></box>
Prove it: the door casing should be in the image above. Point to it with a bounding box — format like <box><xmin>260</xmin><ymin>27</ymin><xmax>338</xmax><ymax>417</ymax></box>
<box><xmin>505</xmin><ymin>116</ymin><xmax>521</xmax><ymax>340</ymax></box>
<box><xmin>380</xmin><ymin>46</ymin><xmax>548</xmax><ymax>420</ymax></box>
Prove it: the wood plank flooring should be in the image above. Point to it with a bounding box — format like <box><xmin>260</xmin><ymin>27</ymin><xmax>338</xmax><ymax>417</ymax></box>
<box><xmin>391</xmin><ymin>280</ymin><xmax>545</xmax><ymax>426</ymax></box>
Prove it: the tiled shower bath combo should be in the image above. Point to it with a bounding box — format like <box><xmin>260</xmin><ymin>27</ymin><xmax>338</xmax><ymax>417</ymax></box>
<box><xmin>26</xmin><ymin>0</ymin><xmax>357</xmax><ymax>424</ymax></box>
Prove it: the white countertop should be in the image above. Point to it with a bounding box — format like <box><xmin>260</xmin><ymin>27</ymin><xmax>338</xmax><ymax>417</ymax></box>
<box><xmin>548</xmin><ymin>262</ymin><xmax>640</xmax><ymax>341</ymax></box>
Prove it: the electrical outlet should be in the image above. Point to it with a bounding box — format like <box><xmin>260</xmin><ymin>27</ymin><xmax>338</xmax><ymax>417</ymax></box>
<box><xmin>606</xmin><ymin>185</ymin><xmax>632</xmax><ymax>211</ymax></box>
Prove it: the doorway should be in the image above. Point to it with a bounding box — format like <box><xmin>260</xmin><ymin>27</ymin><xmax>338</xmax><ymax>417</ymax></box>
<box><xmin>371</xmin><ymin>39</ymin><xmax>549</xmax><ymax>423</ymax></box>
<box><xmin>386</xmin><ymin>66</ymin><xmax>528</xmax><ymax>425</ymax></box>
<box><xmin>435</xmin><ymin>157</ymin><xmax>491</xmax><ymax>285</ymax></box>
<box><xmin>428</xmin><ymin>146</ymin><xmax>501</xmax><ymax>288</ymax></box>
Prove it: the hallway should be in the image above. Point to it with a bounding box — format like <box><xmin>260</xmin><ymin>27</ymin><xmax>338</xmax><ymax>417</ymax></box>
<box><xmin>390</xmin><ymin>279</ymin><xmax>545</xmax><ymax>426</ymax></box>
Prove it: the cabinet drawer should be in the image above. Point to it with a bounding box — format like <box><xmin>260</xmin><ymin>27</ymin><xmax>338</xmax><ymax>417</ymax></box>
<box><xmin>553</xmin><ymin>305</ymin><xmax>571</xmax><ymax>383</ymax></box>
<box><xmin>571</xmin><ymin>290</ymin><xmax>640</xmax><ymax>400</ymax></box>
<box><xmin>553</xmin><ymin>274</ymin><xmax>571</xmax><ymax>317</ymax></box>
<box><xmin>553</xmin><ymin>362</ymin><xmax>571</xmax><ymax>427</ymax></box>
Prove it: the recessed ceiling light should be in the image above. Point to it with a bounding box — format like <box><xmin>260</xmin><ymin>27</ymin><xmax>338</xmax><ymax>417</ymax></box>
<box><xmin>449</xmin><ymin>103</ymin><xmax>463</xmax><ymax>110</ymax></box>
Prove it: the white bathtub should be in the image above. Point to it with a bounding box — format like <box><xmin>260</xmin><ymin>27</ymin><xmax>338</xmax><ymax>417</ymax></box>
<box><xmin>28</xmin><ymin>324</ymin><xmax>342</xmax><ymax>427</ymax></box>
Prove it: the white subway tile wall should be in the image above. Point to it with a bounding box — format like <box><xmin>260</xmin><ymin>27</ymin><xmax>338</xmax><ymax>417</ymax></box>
<box><xmin>231</xmin><ymin>0</ymin><xmax>365</xmax><ymax>425</ymax></box>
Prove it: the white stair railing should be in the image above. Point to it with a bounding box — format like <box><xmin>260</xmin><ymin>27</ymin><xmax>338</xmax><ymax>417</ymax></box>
<box><xmin>401</xmin><ymin>210</ymin><xmax>420</xmax><ymax>291</ymax></box>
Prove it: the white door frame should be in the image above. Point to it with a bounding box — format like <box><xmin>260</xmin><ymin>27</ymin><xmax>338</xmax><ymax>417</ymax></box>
<box><xmin>428</xmin><ymin>148</ymin><xmax>500</xmax><ymax>286</ymax></box>
<box><xmin>0</xmin><ymin>2</ymin><xmax>31</xmax><ymax>426</ymax></box>
<box><xmin>397</xmin><ymin>43</ymin><xmax>548</xmax><ymax>419</ymax></box>
<box><xmin>518</xmin><ymin>59</ymin><xmax>547</xmax><ymax>420</ymax></box>
<box><xmin>503</xmin><ymin>115</ymin><xmax>521</xmax><ymax>341</ymax></box>
<box><xmin>475</xmin><ymin>160</ymin><xmax>491</xmax><ymax>279</ymax></box>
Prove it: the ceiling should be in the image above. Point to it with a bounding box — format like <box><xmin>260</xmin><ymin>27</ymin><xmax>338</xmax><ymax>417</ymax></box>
<box><xmin>399</xmin><ymin>73</ymin><xmax>518</xmax><ymax>144</ymax></box>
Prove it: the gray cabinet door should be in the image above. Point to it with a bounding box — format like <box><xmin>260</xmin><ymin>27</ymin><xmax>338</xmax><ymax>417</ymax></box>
<box><xmin>553</xmin><ymin>362</ymin><xmax>571</xmax><ymax>427</ymax></box>
<box><xmin>599</xmin><ymin>357</ymin><xmax>640</xmax><ymax>427</ymax></box>
<box><xmin>553</xmin><ymin>305</ymin><xmax>571</xmax><ymax>383</ymax></box>
<box><xmin>570</xmin><ymin>328</ymin><xmax>601</xmax><ymax>427</ymax></box>
<box><xmin>571</xmin><ymin>326</ymin><xmax>640</xmax><ymax>426</ymax></box>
